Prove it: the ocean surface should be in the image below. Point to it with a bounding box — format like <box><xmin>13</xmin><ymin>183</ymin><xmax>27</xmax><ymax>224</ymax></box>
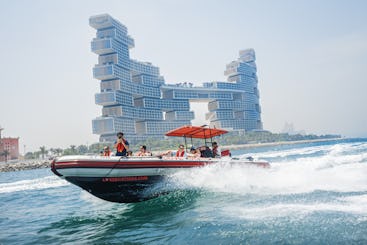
<box><xmin>1</xmin><ymin>138</ymin><xmax>367</xmax><ymax>244</ymax></box>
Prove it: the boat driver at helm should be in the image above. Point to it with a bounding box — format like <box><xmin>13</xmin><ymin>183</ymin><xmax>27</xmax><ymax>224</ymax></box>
<box><xmin>114</xmin><ymin>132</ymin><xmax>129</xmax><ymax>157</ymax></box>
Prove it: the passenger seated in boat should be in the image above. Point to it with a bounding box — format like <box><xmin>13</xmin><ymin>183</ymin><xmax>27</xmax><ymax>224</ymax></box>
<box><xmin>136</xmin><ymin>145</ymin><xmax>152</xmax><ymax>156</ymax></box>
<box><xmin>212</xmin><ymin>142</ymin><xmax>221</xmax><ymax>158</ymax></box>
<box><xmin>127</xmin><ymin>150</ymin><xmax>133</xmax><ymax>157</ymax></box>
<box><xmin>187</xmin><ymin>147</ymin><xmax>201</xmax><ymax>158</ymax></box>
<box><xmin>103</xmin><ymin>146</ymin><xmax>111</xmax><ymax>156</ymax></box>
<box><xmin>175</xmin><ymin>144</ymin><xmax>186</xmax><ymax>157</ymax></box>
<box><xmin>158</xmin><ymin>150</ymin><xmax>172</xmax><ymax>158</ymax></box>
<box><xmin>199</xmin><ymin>146</ymin><xmax>213</xmax><ymax>158</ymax></box>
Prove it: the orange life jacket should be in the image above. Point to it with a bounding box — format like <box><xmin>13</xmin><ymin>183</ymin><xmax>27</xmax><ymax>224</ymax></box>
<box><xmin>176</xmin><ymin>150</ymin><xmax>185</xmax><ymax>157</ymax></box>
<box><xmin>116</xmin><ymin>140</ymin><xmax>127</xmax><ymax>152</ymax></box>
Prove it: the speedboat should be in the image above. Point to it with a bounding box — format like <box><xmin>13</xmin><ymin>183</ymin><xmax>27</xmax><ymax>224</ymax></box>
<box><xmin>51</xmin><ymin>126</ymin><xmax>269</xmax><ymax>203</ymax></box>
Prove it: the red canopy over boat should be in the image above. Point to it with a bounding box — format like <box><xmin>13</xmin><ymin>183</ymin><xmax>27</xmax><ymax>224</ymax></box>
<box><xmin>165</xmin><ymin>125</ymin><xmax>228</xmax><ymax>139</ymax></box>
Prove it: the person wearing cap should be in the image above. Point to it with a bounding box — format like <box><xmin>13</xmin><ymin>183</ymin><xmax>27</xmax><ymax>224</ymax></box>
<box><xmin>187</xmin><ymin>146</ymin><xmax>201</xmax><ymax>158</ymax></box>
<box><xmin>114</xmin><ymin>132</ymin><xmax>129</xmax><ymax>156</ymax></box>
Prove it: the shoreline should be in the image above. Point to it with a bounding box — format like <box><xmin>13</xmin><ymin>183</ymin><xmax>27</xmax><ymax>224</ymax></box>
<box><xmin>0</xmin><ymin>160</ymin><xmax>51</xmax><ymax>173</ymax></box>
<box><xmin>0</xmin><ymin>137</ymin><xmax>343</xmax><ymax>173</ymax></box>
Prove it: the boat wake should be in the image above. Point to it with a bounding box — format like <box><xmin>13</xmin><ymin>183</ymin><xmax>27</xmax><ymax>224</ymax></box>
<box><xmin>0</xmin><ymin>176</ymin><xmax>69</xmax><ymax>194</ymax></box>
<box><xmin>163</xmin><ymin>141</ymin><xmax>367</xmax><ymax>219</ymax></box>
<box><xmin>223</xmin><ymin>194</ymin><xmax>367</xmax><ymax>220</ymax></box>
<box><xmin>169</xmin><ymin>141</ymin><xmax>367</xmax><ymax>195</ymax></box>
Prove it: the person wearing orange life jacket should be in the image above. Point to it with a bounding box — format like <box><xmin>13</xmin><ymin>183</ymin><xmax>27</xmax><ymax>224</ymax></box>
<box><xmin>176</xmin><ymin>144</ymin><xmax>186</xmax><ymax>157</ymax></box>
<box><xmin>103</xmin><ymin>146</ymin><xmax>111</xmax><ymax>156</ymax></box>
<box><xmin>114</xmin><ymin>132</ymin><xmax>129</xmax><ymax>157</ymax></box>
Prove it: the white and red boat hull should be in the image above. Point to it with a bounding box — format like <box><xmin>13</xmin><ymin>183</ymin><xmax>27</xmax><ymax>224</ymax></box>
<box><xmin>51</xmin><ymin>155</ymin><xmax>269</xmax><ymax>203</ymax></box>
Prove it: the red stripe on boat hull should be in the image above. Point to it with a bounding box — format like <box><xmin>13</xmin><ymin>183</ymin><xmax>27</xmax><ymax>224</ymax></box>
<box><xmin>54</xmin><ymin>160</ymin><xmax>212</xmax><ymax>169</ymax></box>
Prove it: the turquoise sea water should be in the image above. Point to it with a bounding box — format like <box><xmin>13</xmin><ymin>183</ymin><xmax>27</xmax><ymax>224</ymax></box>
<box><xmin>1</xmin><ymin>139</ymin><xmax>367</xmax><ymax>244</ymax></box>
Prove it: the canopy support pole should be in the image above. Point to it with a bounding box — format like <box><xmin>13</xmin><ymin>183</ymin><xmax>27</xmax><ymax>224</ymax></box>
<box><xmin>209</xmin><ymin>127</ymin><xmax>213</xmax><ymax>146</ymax></box>
<box><xmin>184</xmin><ymin>136</ymin><xmax>187</xmax><ymax>152</ymax></box>
<box><xmin>203</xmin><ymin>129</ymin><xmax>207</xmax><ymax>146</ymax></box>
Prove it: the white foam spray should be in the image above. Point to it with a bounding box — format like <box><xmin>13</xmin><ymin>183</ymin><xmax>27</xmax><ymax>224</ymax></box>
<box><xmin>171</xmin><ymin>142</ymin><xmax>367</xmax><ymax>195</ymax></box>
<box><xmin>169</xmin><ymin>141</ymin><xmax>367</xmax><ymax>218</ymax></box>
<box><xmin>0</xmin><ymin>176</ymin><xmax>69</xmax><ymax>194</ymax></box>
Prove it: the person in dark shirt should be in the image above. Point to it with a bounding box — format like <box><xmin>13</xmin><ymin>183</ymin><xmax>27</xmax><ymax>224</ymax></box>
<box><xmin>212</xmin><ymin>142</ymin><xmax>221</xmax><ymax>158</ymax></box>
<box><xmin>199</xmin><ymin>146</ymin><xmax>213</xmax><ymax>158</ymax></box>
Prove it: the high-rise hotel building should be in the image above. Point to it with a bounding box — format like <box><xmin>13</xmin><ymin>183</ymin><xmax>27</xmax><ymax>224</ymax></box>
<box><xmin>90</xmin><ymin>14</ymin><xmax>263</xmax><ymax>143</ymax></box>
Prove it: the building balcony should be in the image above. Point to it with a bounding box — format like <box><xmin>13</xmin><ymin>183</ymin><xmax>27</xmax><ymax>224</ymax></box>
<box><xmin>95</xmin><ymin>92</ymin><xmax>117</xmax><ymax>106</ymax></box>
<box><xmin>93</xmin><ymin>65</ymin><xmax>114</xmax><ymax>80</ymax></box>
<box><xmin>134</xmin><ymin>98</ymin><xmax>190</xmax><ymax>112</ymax></box>
<box><xmin>95</xmin><ymin>91</ymin><xmax>133</xmax><ymax>106</ymax></box>
<box><xmin>89</xmin><ymin>14</ymin><xmax>128</xmax><ymax>34</ymax></box>
<box><xmin>92</xmin><ymin>117</ymin><xmax>136</xmax><ymax>135</ymax></box>
<box><xmin>165</xmin><ymin>111</ymin><xmax>194</xmax><ymax>121</ymax></box>
<box><xmin>91</xmin><ymin>38</ymin><xmax>114</xmax><ymax>55</ymax></box>
<box><xmin>90</xmin><ymin>14</ymin><xmax>115</xmax><ymax>29</ymax></box>
<box><xmin>208</xmin><ymin>100</ymin><xmax>245</xmax><ymax>111</ymax></box>
<box><xmin>136</xmin><ymin>120</ymin><xmax>191</xmax><ymax>135</ymax></box>
<box><xmin>92</xmin><ymin>117</ymin><xmax>115</xmax><ymax>135</ymax></box>
<box><xmin>206</xmin><ymin>111</ymin><xmax>235</xmax><ymax>121</ymax></box>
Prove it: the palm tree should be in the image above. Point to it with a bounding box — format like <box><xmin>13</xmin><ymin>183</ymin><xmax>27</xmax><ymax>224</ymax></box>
<box><xmin>24</xmin><ymin>152</ymin><xmax>35</xmax><ymax>160</ymax></box>
<box><xmin>55</xmin><ymin>148</ymin><xmax>63</xmax><ymax>156</ymax></box>
<box><xmin>77</xmin><ymin>145</ymin><xmax>88</xmax><ymax>155</ymax></box>
<box><xmin>33</xmin><ymin>151</ymin><xmax>41</xmax><ymax>159</ymax></box>
<box><xmin>49</xmin><ymin>148</ymin><xmax>56</xmax><ymax>156</ymax></box>
<box><xmin>70</xmin><ymin>145</ymin><xmax>77</xmax><ymax>155</ymax></box>
<box><xmin>39</xmin><ymin>146</ymin><xmax>48</xmax><ymax>159</ymax></box>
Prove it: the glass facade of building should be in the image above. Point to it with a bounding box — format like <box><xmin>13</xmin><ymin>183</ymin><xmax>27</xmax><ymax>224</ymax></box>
<box><xmin>90</xmin><ymin>14</ymin><xmax>263</xmax><ymax>143</ymax></box>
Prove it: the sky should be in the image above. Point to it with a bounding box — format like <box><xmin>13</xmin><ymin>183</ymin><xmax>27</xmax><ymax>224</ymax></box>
<box><xmin>0</xmin><ymin>0</ymin><xmax>367</xmax><ymax>152</ymax></box>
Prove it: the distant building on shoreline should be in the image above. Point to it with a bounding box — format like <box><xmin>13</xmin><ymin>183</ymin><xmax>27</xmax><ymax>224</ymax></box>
<box><xmin>90</xmin><ymin>14</ymin><xmax>263</xmax><ymax>143</ymax></box>
<box><xmin>0</xmin><ymin>127</ymin><xmax>19</xmax><ymax>162</ymax></box>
